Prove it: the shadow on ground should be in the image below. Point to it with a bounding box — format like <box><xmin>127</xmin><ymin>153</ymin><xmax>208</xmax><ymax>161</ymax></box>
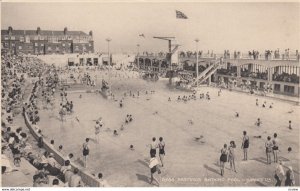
<box><xmin>136</xmin><ymin>173</ymin><xmax>149</xmax><ymax>184</ymax></box>
<box><xmin>204</xmin><ymin>164</ymin><xmax>220</xmax><ymax>175</ymax></box>
<box><xmin>252</xmin><ymin>157</ymin><xmax>268</xmax><ymax>165</ymax></box>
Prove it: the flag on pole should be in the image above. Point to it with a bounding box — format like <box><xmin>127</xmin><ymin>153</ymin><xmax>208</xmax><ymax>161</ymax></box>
<box><xmin>139</xmin><ymin>34</ymin><xmax>145</xmax><ymax>38</ymax></box>
<box><xmin>176</xmin><ymin>10</ymin><xmax>188</xmax><ymax>19</ymax></box>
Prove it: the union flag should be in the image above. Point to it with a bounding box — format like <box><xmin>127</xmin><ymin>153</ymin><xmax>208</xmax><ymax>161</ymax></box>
<box><xmin>176</xmin><ymin>10</ymin><xmax>188</xmax><ymax>19</ymax></box>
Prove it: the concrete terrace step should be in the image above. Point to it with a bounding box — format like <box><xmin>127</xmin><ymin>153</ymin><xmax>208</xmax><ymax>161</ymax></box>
<box><xmin>2</xmin><ymin>158</ymin><xmax>36</xmax><ymax>187</ymax></box>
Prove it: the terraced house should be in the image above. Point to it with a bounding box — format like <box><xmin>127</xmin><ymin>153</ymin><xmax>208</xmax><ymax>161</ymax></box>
<box><xmin>1</xmin><ymin>26</ymin><xmax>94</xmax><ymax>55</ymax></box>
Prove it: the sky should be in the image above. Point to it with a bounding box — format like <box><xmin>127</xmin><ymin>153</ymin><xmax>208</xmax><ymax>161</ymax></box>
<box><xmin>1</xmin><ymin>2</ymin><xmax>300</xmax><ymax>54</ymax></box>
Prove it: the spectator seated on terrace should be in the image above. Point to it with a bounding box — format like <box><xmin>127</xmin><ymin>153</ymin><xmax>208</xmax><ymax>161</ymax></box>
<box><xmin>217</xmin><ymin>66</ymin><xmax>237</xmax><ymax>76</ymax></box>
<box><xmin>273</xmin><ymin>72</ymin><xmax>299</xmax><ymax>83</ymax></box>
<box><xmin>60</xmin><ymin>160</ymin><xmax>71</xmax><ymax>182</ymax></box>
<box><xmin>246</xmin><ymin>71</ymin><xmax>268</xmax><ymax>80</ymax></box>
<box><xmin>69</xmin><ymin>168</ymin><xmax>84</xmax><ymax>187</ymax></box>
<box><xmin>33</xmin><ymin>170</ymin><xmax>49</xmax><ymax>187</ymax></box>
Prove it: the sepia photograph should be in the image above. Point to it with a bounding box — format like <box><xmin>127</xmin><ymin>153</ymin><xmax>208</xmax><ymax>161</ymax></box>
<box><xmin>1</xmin><ymin>0</ymin><xmax>299</xmax><ymax>189</ymax></box>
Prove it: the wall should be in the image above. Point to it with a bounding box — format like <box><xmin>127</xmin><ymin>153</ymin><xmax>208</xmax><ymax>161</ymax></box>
<box><xmin>23</xmin><ymin>76</ymin><xmax>100</xmax><ymax>187</ymax></box>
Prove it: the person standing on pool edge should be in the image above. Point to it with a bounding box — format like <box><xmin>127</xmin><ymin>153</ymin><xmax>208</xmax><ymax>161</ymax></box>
<box><xmin>241</xmin><ymin>131</ymin><xmax>249</xmax><ymax>161</ymax></box>
<box><xmin>158</xmin><ymin>137</ymin><xmax>165</xmax><ymax>167</ymax></box>
<box><xmin>82</xmin><ymin>138</ymin><xmax>90</xmax><ymax>168</ymax></box>
<box><xmin>265</xmin><ymin>136</ymin><xmax>273</xmax><ymax>164</ymax></box>
<box><xmin>220</xmin><ymin>144</ymin><xmax>229</xmax><ymax>176</ymax></box>
<box><xmin>149</xmin><ymin>153</ymin><xmax>160</xmax><ymax>186</ymax></box>
<box><xmin>273</xmin><ymin>133</ymin><xmax>279</xmax><ymax>163</ymax></box>
<box><xmin>94</xmin><ymin>121</ymin><xmax>101</xmax><ymax>143</ymax></box>
<box><xmin>149</xmin><ymin>137</ymin><xmax>158</xmax><ymax>157</ymax></box>
<box><xmin>228</xmin><ymin>141</ymin><xmax>237</xmax><ymax>172</ymax></box>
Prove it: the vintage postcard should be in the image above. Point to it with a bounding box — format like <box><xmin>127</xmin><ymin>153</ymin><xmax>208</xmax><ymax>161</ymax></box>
<box><xmin>1</xmin><ymin>0</ymin><xmax>299</xmax><ymax>189</ymax></box>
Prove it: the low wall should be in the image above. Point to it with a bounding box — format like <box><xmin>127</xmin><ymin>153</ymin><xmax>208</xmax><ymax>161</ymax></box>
<box><xmin>23</xmin><ymin>76</ymin><xmax>100</xmax><ymax>187</ymax></box>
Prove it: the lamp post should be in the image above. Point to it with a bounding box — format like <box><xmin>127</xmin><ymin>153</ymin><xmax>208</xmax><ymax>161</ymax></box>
<box><xmin>106</xmin><ymin>38</ymin><xmax>111</xmax><ymax>66</ymax></box>
<box><xmin>137</xmin><ymin>44</ymin><xmax>140</xmax><ymax>70</ymax></box>
<box><xmin>106</xmin><ymin>38</ymin><xmax>112</xmax><ymax>87</ymax></box>
<box><xmin>195</xmin><ymin>38</ymin><xmax>199</xmax><ymax>87</ymax></box>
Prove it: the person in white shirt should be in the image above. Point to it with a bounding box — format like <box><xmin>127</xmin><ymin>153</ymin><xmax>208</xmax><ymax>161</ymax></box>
<box><xmin>149</xmin><ymin>137</ymin><xmax>158</xmax><ymax>157</ymax></box>
<box><xmin>94</xmin><ymin>121</ymin><xmax>101</xmax><ymax>143</ymax></box>
<box><xmin>272</xmin><ymin>133</ymin><xmax>279</xmax><ymax>163</ymax></box>
<box><xmin>265</xmin><ymin>136</ymin><xmax>273</xmax><ymax>164</ymax></box>
<box><xmin>149</xmin><ymin>156</ymin><xmax>160</xmax><ymax>186</ymax></box>
<box><xmin>274</xmin><ymin>160</ymin><xmax>285</xmax><ymax>186</ymax></box>
<box><xmin>69</xmin><ymin>168</ymin><xmax>84</xmax><ymax>187</ymax></box>
<box><xmin>47</xmin><ymin>153</ymin><xmax>58</xmax><ymax>168</ymax></box>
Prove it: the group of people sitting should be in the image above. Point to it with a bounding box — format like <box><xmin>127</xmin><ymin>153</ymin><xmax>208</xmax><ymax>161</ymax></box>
<box><xmin>2</xmin><ymin>124</ymin><xmax>31</xmax><ymax>168</ymax></box>
<box><xmin>2</xmin><ymin>53</ymin><xmax>109</xmax><ymax>187</ymax></box>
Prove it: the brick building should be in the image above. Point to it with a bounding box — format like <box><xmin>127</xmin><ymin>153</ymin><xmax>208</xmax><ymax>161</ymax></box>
<box><xmin>1</xmin><ymin>26</ymin><xmax>94</xmax><ymax>55</ymax></box>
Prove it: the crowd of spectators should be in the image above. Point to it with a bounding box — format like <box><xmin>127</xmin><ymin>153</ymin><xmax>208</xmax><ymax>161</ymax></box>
<box><xmin>1</xmin><ymin>53</ymin><xmax>109</xmax><ymax>187</ymax></box>
<box><xmin>217</xmin><ymin>66</ymin><xmax>237</xmax><ymax>76</ymax></box>
<box><xmin>273</xmin><ymin>72</ymin><xmax>299</xmax><ymax>84</ymax></box>
<box><xmin>240</xmin><ymin>68</ymin><xmax>268</xmax><ymax>80</ymax></box>
<box><xmin>176</xmin><ymin>49</ymin><xmax>299</xmax><ymax>61</ymax></box>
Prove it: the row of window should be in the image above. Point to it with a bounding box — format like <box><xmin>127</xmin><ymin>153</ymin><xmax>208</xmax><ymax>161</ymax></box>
<box><xmin>274</xmin><ymin>84</ymin><xmax>295</xmax><ymax>94</ymax></box>
<box><xmin>3</xmin><ymin>35</ymin><xmax>92</xmax><ymax>41</ymax></box>
<box><xmin>2</xmin><ymin>42</ymin><xmax>92</xmax><ymax>48</ymax></box>
<box><xmin>17</xmin><ymin>46</ymin><xmax>89</xmax><ymax>51</ymax></box>
<box><xmin>34</xmin><ymin>42</ymin><xmax>72</xmax><ymax>47</ymax></box>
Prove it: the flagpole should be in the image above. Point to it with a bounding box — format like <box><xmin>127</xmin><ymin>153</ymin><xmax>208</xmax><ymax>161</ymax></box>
<box><xmin>106</xmin><ymin>38</ymin><xmax>112</xmax><ymax>86</ymax></box>
<box><xmin>195</xmin><ymin>38</ymin><xmax>199</xmax><ymax>88</ymax></box>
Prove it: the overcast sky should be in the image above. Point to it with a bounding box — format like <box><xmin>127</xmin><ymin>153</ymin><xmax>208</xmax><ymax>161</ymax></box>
<box><xmin>1</xmin><ymin>2</ymin><xmax>299</xmax><ymax>53</ymax></box>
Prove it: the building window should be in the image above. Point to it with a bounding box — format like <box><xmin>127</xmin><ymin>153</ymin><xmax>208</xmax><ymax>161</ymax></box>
<box><xmin>41</xmin><ymin>43</ymin><xmax>44</xmax><ymax>47</ymax></box>
<box><xmin>1</xmin><ymin>43</ymin><xmax>4</xmax><ymax>48</ymax></box>
<box><xmin>75</xmin><ymin>46</ymin><xmax>79</xmax><ymax>51</ymax></box>
<box><xmin>274</xmin><ymin>84</ymin><xmax>280</xmax><ymax>92</ymax></box>
<box><xmin>93</xmin><ymin>58</ymin><xmax>98</xmax><ymax>65</ymax></box>
<box><xmin>35</xmin><ymin>43</ymin><xmax>38</xmax><ymax>46</ymax></box>
<box><xmin>62</xmin><ymin>43</ymin><xmax>65</xmax><ymax>47</ymax></box>
<box><xmin>19</xmin><ymin>46</ymin><xmax>22</xmax><ymax>50</ymax></box>
<box><xmin>89</xmin><ymin>43</ymin><xmax>91</xmax><ymax>47</ymax></box>
<box><xmin>5</xmin><ymin>43</ymin><xmax>8</xmax><ymax>47</ymax></box>
<box><xmin>4</xmin><ymin>36</ymin><xmax>9</xmax><ymax>40</ymax></box>
<box><xmin>10</xmin><ymin>36</ymin><xmax>15</xmax><ymax>40</ymax></box>
<box><xmin>25</xmin><ymin>36</ymin><xmax>30</xmax><ymax>43</ymax></box>
<box><xmin>48</xmin><ymin>47</ymin><xmax>52</xmax><ymax>51</ymax></box>
<box><xmin>284</xmin><ymin>85</ymin><xmax>294</xmax><ymax>94</ymax></box>
<box><xmin>12</xmin><ymin>43</ymin><xmax>15</xmax><ymax>47</ymax></box>
<box><xmin>53</xmin><ymin>37</ymin><xmax>58</xmax><ymax>43</ymax></box>
<box><xmin>20</xmin><ymin>37</ymin><xmax>24</xmax><ymax>42</ymax></box>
